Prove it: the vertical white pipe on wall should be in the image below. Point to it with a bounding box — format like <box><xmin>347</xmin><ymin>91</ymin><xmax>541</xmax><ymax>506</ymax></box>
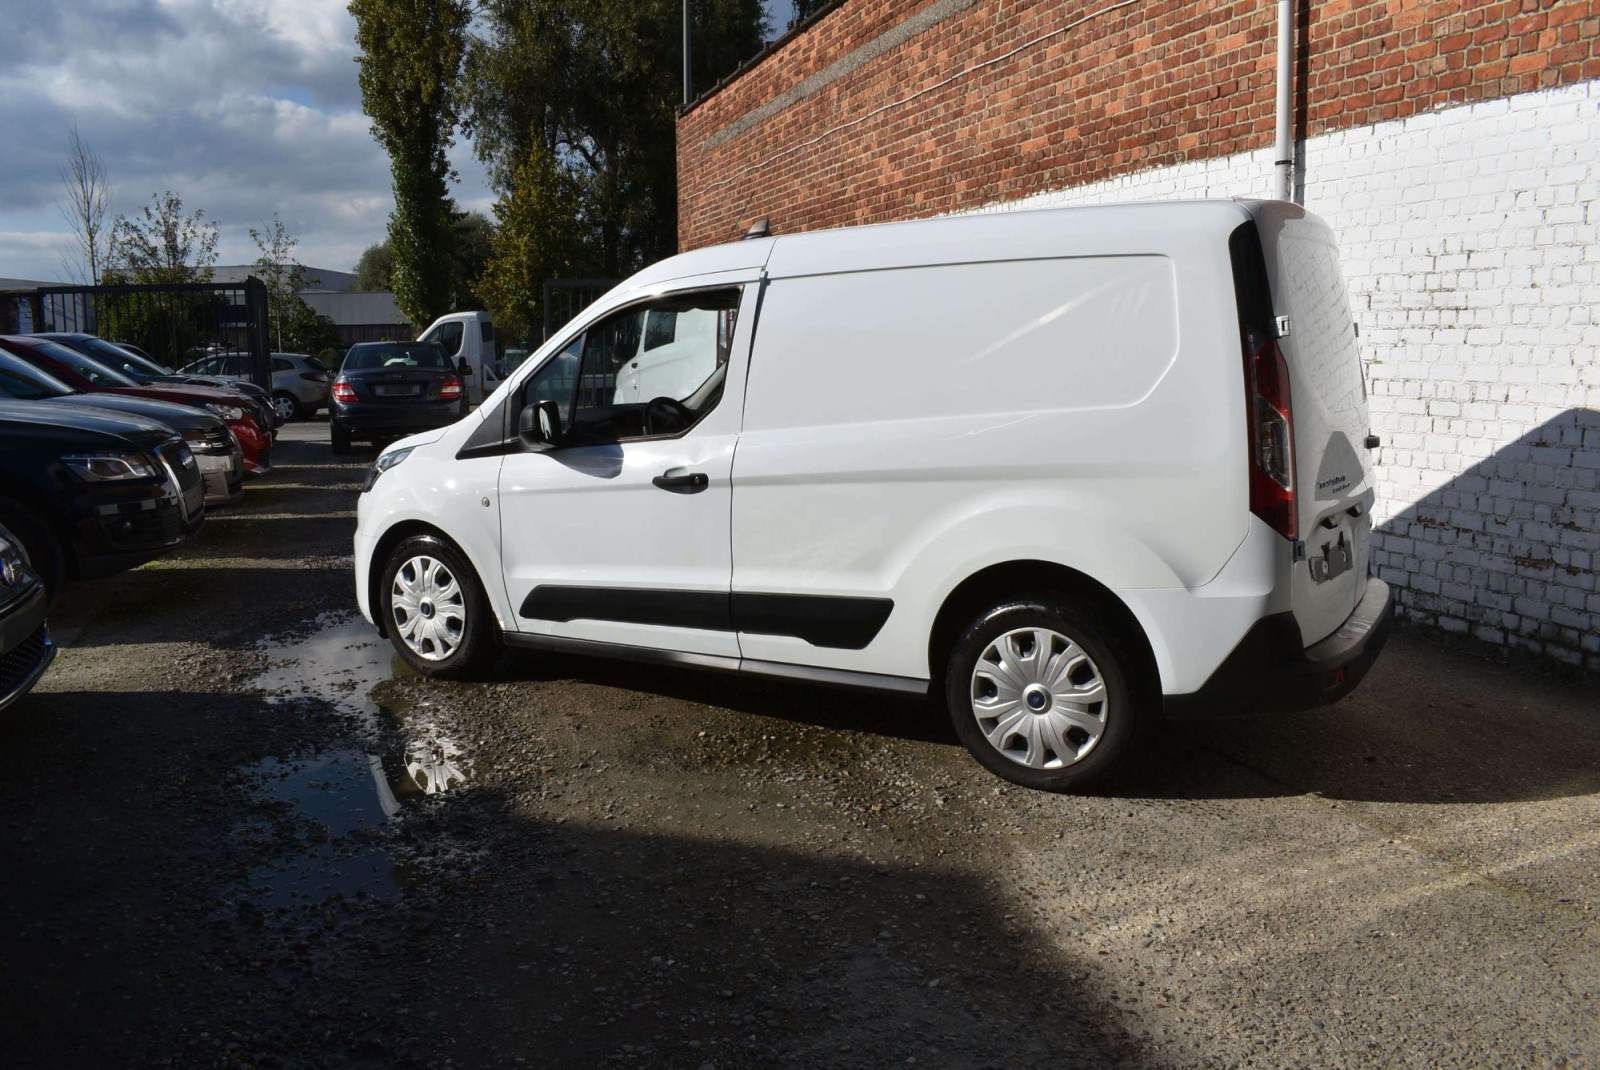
<box><xmin>1273</xmin><ymin>0</ymin><xmax>1295</xmax><ymax>202</ymax></box>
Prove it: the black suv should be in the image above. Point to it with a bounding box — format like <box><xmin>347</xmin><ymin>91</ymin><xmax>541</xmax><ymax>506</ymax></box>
<box><xmin>0</xmin><ymin>400</ymin><xmax>206</xmax><ymax>600</ymax></box>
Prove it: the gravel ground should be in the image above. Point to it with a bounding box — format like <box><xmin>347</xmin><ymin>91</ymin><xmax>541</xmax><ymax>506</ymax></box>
<box><xmin>2</xmin><ymin>417</ymin><xmax>1597</xmax><ymax>1069</ymax></box>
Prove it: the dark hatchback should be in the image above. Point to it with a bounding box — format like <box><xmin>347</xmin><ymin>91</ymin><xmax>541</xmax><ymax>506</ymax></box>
<box><xmin>330</xmin><ymin>342</ymin><xmax>466</xmax><ymax>454</ymax></box>
<box><xmin>0</xmin><ymin>522</ymin><xmax>54</xmax><ymax>713</ymax></box>
<box><xmin>0</xmin><ymin>400</ymin><xmax>206</xmax><ymax>599</ymax></box>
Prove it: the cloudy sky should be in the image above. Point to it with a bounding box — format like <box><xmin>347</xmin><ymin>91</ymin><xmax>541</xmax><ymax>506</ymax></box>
<box><xmin>0</xmin><ymin>0</ymin><xmax>798</xmax><ymax>285</ymax></box>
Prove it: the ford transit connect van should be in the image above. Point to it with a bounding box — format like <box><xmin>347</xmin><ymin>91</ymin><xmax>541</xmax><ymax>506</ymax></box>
<box><xmin>352</xmin><ymin>199</ymin><xmax>1393</xmax><ymax>792</ymax></box>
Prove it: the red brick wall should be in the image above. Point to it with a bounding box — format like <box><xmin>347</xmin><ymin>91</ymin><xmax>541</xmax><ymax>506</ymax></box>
<box><xmin>677</xmin><ymin>0</ymin><xmax>1600</xmax><ymax>250</ymax></box>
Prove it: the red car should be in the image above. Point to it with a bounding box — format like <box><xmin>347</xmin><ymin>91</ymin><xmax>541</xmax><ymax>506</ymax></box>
<box><xmin>0</xmin><ymin>336</ymin><xmax>273</xmax><ymax>475</ymax></box>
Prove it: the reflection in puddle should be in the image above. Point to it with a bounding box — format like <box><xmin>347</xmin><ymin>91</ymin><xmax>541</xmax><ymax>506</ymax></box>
<box><xmin>236</xmin><ymin>613</ymin><xmax>473</xmax><ymax>909</ymax></box>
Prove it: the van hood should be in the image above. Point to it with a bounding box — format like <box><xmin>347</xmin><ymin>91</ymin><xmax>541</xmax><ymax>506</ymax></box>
<box><xmin>385</xmin><ymin>427</ymin><xmax>451</xmax><ymax>453</ymax></box>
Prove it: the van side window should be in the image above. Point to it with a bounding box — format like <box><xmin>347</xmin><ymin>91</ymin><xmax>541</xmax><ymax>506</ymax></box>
<box><xmin>423</xmin><ymin>322</ymin><xmax>465</xmax><ymax>357</ymax></box>
<box><xmin>520</xmin><ymin>287</ymin><xmax>740</xmax><ymax>444</ymax></box>
<box><xmin>525</xmin><ymin>335</ymin><xmax>583</xmax><ymax>430</ymax></box>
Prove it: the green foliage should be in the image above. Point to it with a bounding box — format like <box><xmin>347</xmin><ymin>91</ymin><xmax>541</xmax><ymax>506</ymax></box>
<box><xmin>282</xmin><ymin>299</ymin><xmax>342</xmax><ymax>355</ymax></box>
<box><xmin>250</xmin><ymin>213</ymin><xmax>314</xmax><ymax>352</ymax></box>
<box><xmin>476</xmin><ymin>148</ymin><xmax>582</xmax><ymax>334</ymax></box>
<box><xmin>352</xmin><ymin>209</ymin><xmax>488</xmax><ymax>311</ymax></box>
<box><xmin>466</xmin><ymin>0</ymin><xmax>767</xmax><ymax>329</ymax></box>
<box><xmin>451</xmin><ymin>209</ymin><xmax>494</xmax><ymax>311</ymax></box>
<box><xmin>355</xmin><ymin>240</ymin><xmax>393</xmax><ymax>291</ymax></box>
<box><xmin>350</xmin><ymin>0</ymin><xmax>472</xmax><ymax>325</ymax></box>
<box><xmin>98</xmin><ymin>192</ymin><xmax>222</xmax><ymax>362</ymax></box>
<box><xmin>105</xmin><ymin>191</ymin><xmax>219</xmax><ymax>286</ymax></box>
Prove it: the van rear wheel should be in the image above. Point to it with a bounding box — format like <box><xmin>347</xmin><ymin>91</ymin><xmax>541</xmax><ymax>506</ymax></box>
<box><xmin>944</xmin><ymin>598</ymin><xmax>1145</xmax><ymax>792</ymax></box>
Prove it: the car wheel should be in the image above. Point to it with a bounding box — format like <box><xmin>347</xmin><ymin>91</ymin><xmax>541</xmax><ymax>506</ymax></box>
<box><xmin>944</xmin><ymin>597</ymin><xmax>1149</xmax><ymax>792</ymax></box>
<box><xmin>379</xmin><ymin>535</ymin><xmax>498</xmax><ymax>679</ymax></box>
<box><xmin>0</xmin><ymin>497</ymin><xmax>65</xmax><ymax>608</ymax></box>
<box><xmin>330</xmin><ymin>423</ymin><xmax>352</xmax><ymax>455</ymax></box>
<box><xmin>272</xmin><ymin>392</ymin><xmax>302</xmax><ymax>422</ymax></box>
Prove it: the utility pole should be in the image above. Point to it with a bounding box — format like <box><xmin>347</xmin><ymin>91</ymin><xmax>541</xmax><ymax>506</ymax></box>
<box><xmin>683</xmin><ymin>0</ymin><xmax>693</xmax><ymax>107</ymax></box>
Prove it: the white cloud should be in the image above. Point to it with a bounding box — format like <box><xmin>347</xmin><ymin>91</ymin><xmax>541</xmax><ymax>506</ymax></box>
<box><xmin>0</xmin><ymin>0</ymin><xmax>492</xmax><ymax>282</ymax></box>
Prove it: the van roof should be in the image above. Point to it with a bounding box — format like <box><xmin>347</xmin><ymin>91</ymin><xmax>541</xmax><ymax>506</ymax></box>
<box><xmin>621</xmin><ymin>199</ymin><xmax>1265</xmax><ymax>294</ymax></box>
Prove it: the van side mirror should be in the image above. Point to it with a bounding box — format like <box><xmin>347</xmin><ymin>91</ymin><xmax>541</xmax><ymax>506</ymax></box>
<box><xmin>457</xmin><ymin>357</ymin><xmax>472</xmax><ymax>376</ymax></box>
<box><xmin>518</xmin><ymin>400</ymin><xmax>561</xmax><ymax>450</ymax></box>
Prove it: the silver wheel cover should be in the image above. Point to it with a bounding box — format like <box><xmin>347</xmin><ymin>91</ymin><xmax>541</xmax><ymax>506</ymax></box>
<box><xmin>969</xmin><ymin>627</ymin><xmax>1108</xmax><ymax>769</ymax></box>
<box><xmin>272</xmin><ymin>395</ymin><xmax>296</xmax><ymax>421</ymax></box>
<box><xmin>389</xmin><ymin>554</ymin><xmax>466</xmax><ymax>661</ymax></box>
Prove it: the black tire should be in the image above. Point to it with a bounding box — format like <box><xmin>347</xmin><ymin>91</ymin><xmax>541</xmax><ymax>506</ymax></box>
<box><xmin>0</xmin><ymin>497</ymin><xmax>66</xmax><ymax>607</ymax></box>
<box><xmin>330</xmin><ymin>422</ymin><xmax>352</xmax><ymax>455</ymax></box>
<box><xmin>378</xmin><ymin>534</ymin><xmax>498</xmax><ymax>679</ymax></box>
<box><xmin>943</xmin><ymin>596</ymin><xmax>1149</xmax><ymax>792</ymax></box>
<box><xmin>273</xmin><ymin>392</ymin><xmax>304</xmax><ymax>422</ymax></box>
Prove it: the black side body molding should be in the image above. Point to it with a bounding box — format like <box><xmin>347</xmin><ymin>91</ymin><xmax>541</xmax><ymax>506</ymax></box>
<box><xmin>517</xmin><ymin>586</ymin><xmax>894</xmax><ymax>650</ymax></box>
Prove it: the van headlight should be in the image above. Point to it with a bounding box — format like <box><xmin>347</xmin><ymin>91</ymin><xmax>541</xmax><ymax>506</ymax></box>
<box><xmin>61</xmin><ymin>452</ymin><xmax>161</xmax><ymax>482</ymax></box>
<box><xmin>205</xmin><ymin>403</ymin><xmax>244</xmax><ymax>422</ymax></box>
<box><xmin>362</xmin><ymin>446</ymin><xmax>414</xmax><ymax>493</ymax></box>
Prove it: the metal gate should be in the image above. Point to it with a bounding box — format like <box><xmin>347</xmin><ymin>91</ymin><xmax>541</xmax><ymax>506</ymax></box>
<box><xmin>541</xmin><ymin>279</ymin><xmax>617</xmax><ymax>342</ymax></box>
<box><xmin>27</xmin><ymin>278</ymin><xmax>273</xmax><ymax>391</ymax></box>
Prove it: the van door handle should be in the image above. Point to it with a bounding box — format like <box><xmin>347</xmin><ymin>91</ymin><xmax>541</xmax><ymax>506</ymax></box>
<box><xmin>652</xmin><ymin>468</ymin><xmax>708</xmax><ymax>493</ymax></box>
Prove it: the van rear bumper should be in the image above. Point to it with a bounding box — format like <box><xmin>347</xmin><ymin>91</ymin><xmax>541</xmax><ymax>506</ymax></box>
<box><xmin>1165</xmin><ymin>577</ymin><xmax>1394</xmax><ymax>717</ymax></box>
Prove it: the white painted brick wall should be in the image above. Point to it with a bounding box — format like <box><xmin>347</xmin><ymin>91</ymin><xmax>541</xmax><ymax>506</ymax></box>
<box><xmin>975</xmin><ymin>81</ymin><xmax>1600</xmax><ymax>670</ymax></box>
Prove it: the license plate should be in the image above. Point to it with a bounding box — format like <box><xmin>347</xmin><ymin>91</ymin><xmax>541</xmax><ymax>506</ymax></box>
<box><xmin>374</xmin><ymin>383</ymin><xmax>422</xmax><ymax>397</ymax></box>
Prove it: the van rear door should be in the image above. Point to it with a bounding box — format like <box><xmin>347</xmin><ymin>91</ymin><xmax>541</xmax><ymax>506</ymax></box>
<box><xmin>1240</xmin><ymin>202</ymin><xmax>1374</xmax><ymax>647</ymax></box>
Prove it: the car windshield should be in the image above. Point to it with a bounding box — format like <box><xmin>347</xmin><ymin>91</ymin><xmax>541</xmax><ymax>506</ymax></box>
<box><xmin>111</xmin><ymin>345</ymin><xmax>174</xmax><ymax>376</ymax></box>
<box><xmin>68</xmin><ymin>336</ymin><xmax>164</xmax><ymax>379</ymax></box>
<box><xmin>0</xmin><ymin>348</ymin><xmax>74</xmax><ymax>399</ymax></box>
<box><xmin>26</xmin><ymin>340</ymin><xmax>141</xmax><ymax>387</ymax></box>
<box><xmin>305</xmin><ymin>356</ymin><xmax>331</xmax><ymax>372</ymax></box>
<box><xmin>343</xmin><ymin>343</ymin><xmax>451</xmax><ymax>371</ymax></box>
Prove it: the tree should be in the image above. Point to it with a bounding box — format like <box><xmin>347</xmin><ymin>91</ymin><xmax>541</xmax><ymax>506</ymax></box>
<box><xmin>250</xmin><ymin>213</ymin><xmax>311</xmax><ymax>351</ymax></box>
<box><xmin>465</xmin><ymin>0</ymin><xmax>767</xmax><ymax>327</ymax></box>
<box><xmin>282</xmin><ymin>302</ymin><xmax>342</xmax><ymax>356</ymax></box>
<box><xmin>355</xmin><ymin>240</ymin><xmax>393</xmax><ymax>291</ymax></box>
<box><xmin>476</xmin><ymin>148</ymin><xmax>582</xmax><ymax>334</ymax></box>
<box><xmin>105</xmin><ymin>191</ymin><xmax>219</xmax><ymax>285</ymax></box>
<box><xmin>350</xmin><ymin>0</ymin><xmax>471</xmax><ymax>326</ymax></box>
<box><xmin>450</xmin><ymin>208</ymin><xmax>493</xmax><ymax>311</ymax></box>
<box><xmin>57</xmin><ymin>124</ymin><xmax>113</xmax><ymax>285</ymax></box>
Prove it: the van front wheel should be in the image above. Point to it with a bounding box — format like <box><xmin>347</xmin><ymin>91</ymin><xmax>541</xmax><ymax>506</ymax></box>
<box><xmin>944</xmin><ymin>599</ymin><xmax>1145</xmax><ymax>792</ymax></box>
<box><xmin>379</xmin><ymin>535</ymin><xmax>498</xmax><ymax>679</ymax></box>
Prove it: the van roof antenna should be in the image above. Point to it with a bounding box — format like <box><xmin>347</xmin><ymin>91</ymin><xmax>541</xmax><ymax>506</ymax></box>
<box><xmin>742</xmin><ymin>218</ymin><xmax>771</xmax><ymax>240</ymax></box>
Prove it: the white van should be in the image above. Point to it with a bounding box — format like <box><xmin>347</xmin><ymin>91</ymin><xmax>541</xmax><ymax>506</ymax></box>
<box><xmin>353</xmin><ymin>200</ymin><xmax>1393</xmax><ymax>792</ymax></box>
<box><xmin>417</xmin><ymin>311</ymin><xmax>500</xmax><ymax>406</ymax></box>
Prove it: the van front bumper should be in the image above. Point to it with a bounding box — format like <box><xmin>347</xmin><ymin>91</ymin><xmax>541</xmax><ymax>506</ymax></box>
<box><xmin>1165</xmin><ymin>577</ymin><xmax>1394</xmax><ymax>717</ymax></box>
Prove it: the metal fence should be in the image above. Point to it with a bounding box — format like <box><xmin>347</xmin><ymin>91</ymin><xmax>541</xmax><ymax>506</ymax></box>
<box><xmin>27</xmin><ymin>278</ymin><xmax>272</xmax><ymax>390</ymax></box>
<box><xmin>542</xmin><ymin>279</ymin><xmax>616</xmax><ymax>342</ymax></box>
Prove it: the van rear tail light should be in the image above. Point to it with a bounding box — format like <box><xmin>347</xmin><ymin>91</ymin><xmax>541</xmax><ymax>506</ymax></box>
<box><xmin>438</xmin><ymin>377</ymin><xmax>463</xmax><ymax>401</ymax></box>
<box><xmin>301</xmin><ymin>371</ymin><xmax>332</xmax><ymax>383</ymax></box>
<box><xmin>331</xmin><ymin>378</ymin><xmax>359</xmax><ymax>403</ymax></box>
<box><xmin>1244</xmin><ymin>329</ymin><xmax>1297</xmax><ymax>540</ymax></box>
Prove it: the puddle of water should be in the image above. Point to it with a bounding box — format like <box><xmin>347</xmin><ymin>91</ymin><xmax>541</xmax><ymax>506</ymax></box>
<box><xmin>234</xmin><ymin>613</ymin><xmax>474</xmax><ymax>909</ymax></box>
<box><xmin>256</xmin><ymin>750</ymin><xmax>402</xmax><ymax>833</ymax></box>
<box><xmin>254</xmin><ymin>612</ymin><xmax>402</xmax><ymax>724</ymax></box>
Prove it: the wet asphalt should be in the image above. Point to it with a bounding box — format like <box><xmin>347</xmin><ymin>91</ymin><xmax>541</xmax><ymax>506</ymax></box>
<box><xmin>1</xmin><ymin>417</ymin><xmax>1597</xmax><ymax>1069</ymax></box>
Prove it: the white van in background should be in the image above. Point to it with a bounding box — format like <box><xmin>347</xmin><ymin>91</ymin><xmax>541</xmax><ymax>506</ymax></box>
<box><xmin>353</xmin><ymin>199</ymin><xmax>1394</xmax><ymax>793</ymax></box>
<box><xmin>417</xmin><ymin>311</ymin><xmax>500</xmax><ymax>406</ymax></box>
